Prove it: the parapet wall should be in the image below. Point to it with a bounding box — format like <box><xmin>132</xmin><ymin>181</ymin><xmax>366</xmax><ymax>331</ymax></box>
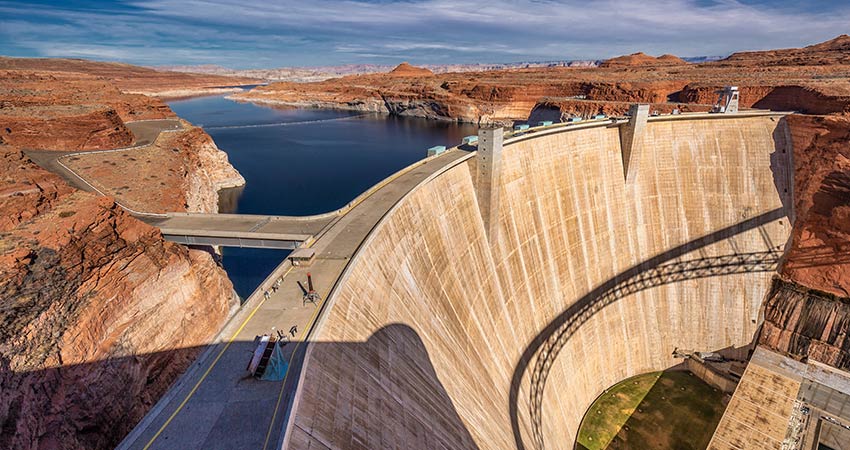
<box><xmin>286</xmin><ymin>115</ymin><xmax>794</xmax><ymax>449</ymax></box>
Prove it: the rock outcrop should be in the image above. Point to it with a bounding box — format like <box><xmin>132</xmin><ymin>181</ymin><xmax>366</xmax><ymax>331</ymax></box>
<box><xmin>782</xmin><ymin>114</ymin><xmax>850</xmax><ymax>296</ymax></box>
<box><xmin>0</xmin><ymin>147</ymin><xmax>73</xmax><ymax>230</ymax></box>
<box><xmin>599</xmin><ymin>52</ymin><xmax>688</xmax><ymax>68</ymax></box>
<box><xmin>388</xmin><ymin>62</ymin><xmax>434</xmax><ymax>77</ymax></box>
<box><xmin>175</xmin><ymin>126</ymin><xmax>246</xmax><ymax>212</ymax></box>
<box><xmin>0</xmin><ymin>61</ymin><xmax>243</xmax><ymax>449</ymax></box>
<box><xmin>233</xmin><ymin>35</ymin><xmax>850</xmax><ymax>125</ymax></box>
<box><xmin>0</xmin><ymin>57</ymin><xmax>259</xmax><ymax>97</ymax></box>
<box><xmin>759</xmin><ymin>278</ymin><xmax>850</xmax><ymax>371</ymax></box>
<box><xmin>0</xmin><ymin>146</ymin><xmax>238</xmax><ymax>449</ymax></box>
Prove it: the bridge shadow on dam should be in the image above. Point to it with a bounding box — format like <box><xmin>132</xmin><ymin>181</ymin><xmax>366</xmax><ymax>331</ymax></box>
<box><xmin>508</xmin><ymin>207</ymin><xmax>790</xmax><ymax>450</ymax></box>
<box><xmin>0</xmin><ymin>324</ymin><xmax>478</xmax><ymax>450</ymax></box>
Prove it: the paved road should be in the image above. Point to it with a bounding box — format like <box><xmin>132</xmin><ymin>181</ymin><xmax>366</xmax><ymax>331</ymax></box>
<box><xmin>117</xmin><ymin>148</ymin><xmax>473</xmax><ymax>450</ymax></box>
<box><xmin>24</xmin><ymin>119</ymin><xmax>183</xmax><ymax>193</ymax></box>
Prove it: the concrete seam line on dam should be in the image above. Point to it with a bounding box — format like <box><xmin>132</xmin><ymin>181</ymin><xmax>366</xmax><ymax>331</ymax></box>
<box><xmin>279</xmin><ymin>112</ymin><xmax>793</xmax><ymax>450</ymax></box>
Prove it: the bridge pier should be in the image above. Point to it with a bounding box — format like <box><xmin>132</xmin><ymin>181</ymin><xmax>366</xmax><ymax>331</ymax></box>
<box><xmin>620</xmin><ymin>104</ymin><xmax>649</xmax><ymax>183</ymax></box>
<box><xmin>476</xmin><ymin>126</ymin><xmax>503</xmax><ymax>241</ymax></box>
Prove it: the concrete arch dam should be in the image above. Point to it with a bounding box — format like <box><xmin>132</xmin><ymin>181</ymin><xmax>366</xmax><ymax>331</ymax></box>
<box><xmin>284</xmin><ymin>113</ymin><xmax>794</xmax><ymax>449</ymax></box>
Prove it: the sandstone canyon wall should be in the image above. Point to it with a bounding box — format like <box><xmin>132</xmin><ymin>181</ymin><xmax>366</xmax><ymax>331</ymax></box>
<box><xmin>0</xmin><ymin>62</ymin><xmax>244</xmax><ymax>449</ymax></box>
<box><xmin>753</xmin><ymin>114</ymin><xmax>850</xmax><ymax>372</ymax></box>
<box><xmin>233</xmin><ymin>36</ymin><xmax>850</xmax><ymax>126</ymax></box>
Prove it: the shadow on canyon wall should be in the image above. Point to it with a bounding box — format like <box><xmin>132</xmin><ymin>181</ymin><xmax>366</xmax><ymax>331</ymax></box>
<box><xmin>0</xmin><ymin>324</ymin><xmax>477</xmax><ymax>450</ymax></box>
<box><xmin>754</xmin><ymin>87</ymin><xmax>849</xmax><ymax>115</ymax></box>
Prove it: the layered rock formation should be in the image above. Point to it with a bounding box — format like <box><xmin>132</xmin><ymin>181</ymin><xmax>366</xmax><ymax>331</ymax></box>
<box><xmin>598</xmin><ymin>52</ymin><xmax>687</xmax><ymax>68</ymax></box>
<box><xmin>233</xmin><ymin>35</ymin><xmax>850</xmax><ymax>125</ymax></box>
<box><xmin>781</xmin><ymin>114</ymin><xmax>850</xmax><ymax>296</ymax></box>
<box><xmin>0</xmin><ymin>146</ymin><xmax>238</xmax><ymax>449</ymax></box>
<box><xmin>388</xmin><ymin>62</ymin><xmax>434</xmax><ymax>77</ymax></box>
<box><xmin>0</xmin><ymin>61</ymin><xmax>243</xmax><ymax>449</ymax></box>
<box><xmin>754</xmin><ymin>113</ymin><xmax>850</xmax><ymax>371</ymax></box>
<box><xmin>0</xmin><ymin>57</ymin><xmax>258</xmax><ymax>97</ymax></box>
<box><xmin>759</xmin><ymin>279</ymin><xmax>850</xmax><ymax>371</ymax></box>
<box><xmin>62</xmin><ymin>123</ymin><xmax>244</xmax><ymax>213</ymax></box>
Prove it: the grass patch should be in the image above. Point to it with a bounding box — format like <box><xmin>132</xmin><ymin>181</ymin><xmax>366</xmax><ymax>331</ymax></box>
<box><xmin>577</xmin><ymin>372</ymin><xmax>661</xmax><ymax>450</ymax></box>
<box><xmin>577</xmin><ymin>371</ymin><xmax>726</xmax><ymax>450</ymax></box>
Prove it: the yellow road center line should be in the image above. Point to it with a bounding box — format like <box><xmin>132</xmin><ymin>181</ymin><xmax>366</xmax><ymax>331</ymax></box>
<box><xmin>142</xmin><ymin>265</ymin><xmax>295</xmax><ymax>450</ymax></box>
<box><xmin>261</xmin><ymin>290</ymin><xmax>327</xmax><ymax>450</ymax></box>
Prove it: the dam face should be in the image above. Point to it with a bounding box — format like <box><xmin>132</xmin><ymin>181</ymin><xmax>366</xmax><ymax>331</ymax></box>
<box><xmin>285</xmin><ymin>115</ymin><xmax>794</xmax><ymax>449</ymax></box>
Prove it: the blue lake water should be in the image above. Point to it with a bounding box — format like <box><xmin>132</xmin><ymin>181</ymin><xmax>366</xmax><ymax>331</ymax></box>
<box><xmin>168</xmin><ymin>95</ymin><xmax>477</xmax><ymax>298</ymax></box>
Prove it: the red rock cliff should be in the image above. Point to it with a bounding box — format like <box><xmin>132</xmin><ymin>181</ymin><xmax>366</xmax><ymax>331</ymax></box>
<box><xmin>0</xmin><ymin>146</ymin><xmax>237</xmax><ymax>450</ymax></box>
<box><xmin>756</xmin><ymin>114</ymin><xmax>850</xmax><ymax>371</ymax></box>
<box><xmin>759</xmin><ymin>279</ymin><xmax>850</xmax><ymax>371</ymax></box>
<box><xmin>0</xmin><ymin>60</ymin><xmax>243</xmax><ymax>449</ymax></box>
<box><xmin>782</xmin><ymin>114</ymin><xmax>850</xmax><ymax>297</ymax></box>
<box><xmin>233</xmin><ymin>35</ymin><xmax>850</xmax><ymax>125</ymax></box>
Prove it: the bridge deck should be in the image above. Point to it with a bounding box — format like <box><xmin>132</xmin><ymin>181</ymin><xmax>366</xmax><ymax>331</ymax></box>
<box><xmin>139</xmin><ymin>213</ymin><xmax>335</xmax><ymax>248</ymax></box>
<box><xmin>118</xmin><ymin>148</ymin><xmax>473</xmax><ymax>450</ymax></box>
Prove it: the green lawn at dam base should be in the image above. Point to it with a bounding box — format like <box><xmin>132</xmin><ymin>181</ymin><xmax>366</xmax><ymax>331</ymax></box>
<box><xmin>577</xmin><ymin>370</ymin><xmax>727</xmax><ymax>450</ymax></box>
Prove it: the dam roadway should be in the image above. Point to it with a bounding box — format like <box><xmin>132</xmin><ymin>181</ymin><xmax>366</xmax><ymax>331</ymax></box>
<box><xmin>120</xmin><ymin>110</ymin><xmax>793</xmax><ymax>450</ymax></box>
<box><xmin>118</xmin><ymin>143</ymin><xmax>474</xmax><ymax>450</ymax></box>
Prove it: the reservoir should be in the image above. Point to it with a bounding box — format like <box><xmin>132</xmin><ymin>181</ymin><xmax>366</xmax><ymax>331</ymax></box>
<box><xmin>168</xmin><ymin>95</ymin><xmax>477</xmax><ymax>297</ymax></box>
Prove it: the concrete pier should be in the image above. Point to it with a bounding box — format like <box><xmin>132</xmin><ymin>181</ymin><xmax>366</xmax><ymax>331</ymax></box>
<box><xmin>476</xmin><ymin>126</ymin><xmax>504</xmax><ymax>241</ymax></box>
<box><xmin>619</xmin><ymin>103</ymin><xmax>649</xmax><ymax>182</ymax></box>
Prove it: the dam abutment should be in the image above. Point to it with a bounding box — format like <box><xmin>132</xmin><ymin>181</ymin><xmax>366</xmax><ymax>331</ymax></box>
<box><xmin>286</xmin><ymin>113</ymin><xmax>795</xmax><ymax>450</ymax></box>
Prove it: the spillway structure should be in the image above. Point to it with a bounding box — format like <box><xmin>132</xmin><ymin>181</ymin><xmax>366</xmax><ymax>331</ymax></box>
<box><xmin>283</xmin><ymin>111</ymin><xmax>795</xmax><ymax>449</ymax></box>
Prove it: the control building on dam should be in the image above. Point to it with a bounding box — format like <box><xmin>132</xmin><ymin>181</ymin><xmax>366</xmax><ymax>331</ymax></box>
<box><xmin>282</xmin><ymin>110</ymin><xmax>797</xmax><ymax>449</ymax></box>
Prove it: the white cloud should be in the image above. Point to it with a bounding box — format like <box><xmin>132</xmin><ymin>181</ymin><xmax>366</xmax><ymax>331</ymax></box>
<box><xmin>2</xmin><ymin>0</ymin><xmax>849</xmax><ymax>66</ymax></box>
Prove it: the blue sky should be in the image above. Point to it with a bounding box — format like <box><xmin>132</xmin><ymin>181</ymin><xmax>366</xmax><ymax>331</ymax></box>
<box><xmin>0</xmin><ymin>0</ymin><xmax>848</xmax><ymax>68</ymax></box>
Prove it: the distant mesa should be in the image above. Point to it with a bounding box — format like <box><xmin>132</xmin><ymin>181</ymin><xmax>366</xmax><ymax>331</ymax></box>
<box><xmin>722</xmin><ymin>34</ymin><xmax>850</xmax><ymax>66</ymax></box>
<box><xmin>599</xmin><ymin>52</ymin><xmax>688</xmax><ymax>68</ymax></box>
<box><xmin>388</xmin><ymin>62</ymin><xmax>434</xmax><ymax>77</ymax></box>
<box><xmin>805</xmin><ymin>33</ymin><xmax>850</xmax><ymax>51</ymax></box>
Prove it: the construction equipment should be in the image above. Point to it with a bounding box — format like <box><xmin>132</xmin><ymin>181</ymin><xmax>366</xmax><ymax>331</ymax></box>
<box><xmin>298</xmin><ymin>273</ymin><xmax>321</xmax><ymax>306</ymax></box>
<box><xmin>247</xmin><ymin>330</ymin><xmax>289</xmax><ymax>380</ymax></box>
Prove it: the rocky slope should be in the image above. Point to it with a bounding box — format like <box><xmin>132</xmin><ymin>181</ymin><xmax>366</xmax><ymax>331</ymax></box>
<box><xmin>781</xmin><ymin>114</ymin><xmax>850</xmax><ymax>297</ymax></box>
<box><xmin>0</xmin><ymin>70</ymin><xmax>169</xmax><ymax>150</ymax></box>
<box><xmin>233</xmin><ymin>36</ymin><xmax>850</xmax><ymax>125</ymax></box>
<box><xmin>598</xmin><ymin>52</ymin><xmax>687</xmax><ymax>67</ymax></box>
<box><xmin>0</xmin><ymin>57</ymin><xmax>259</xmax><ymax>97</ymax></box>
<box><xmin>0</xmin><ymin>62</ymin><xmax>242</xmax><ymax>449</ymax></box>
<box><xmin>759</xmin><ymin>279</ymin><xmax>850</xmax><ymax>371</ymax></box>
<box><xmin>388</xmin><ymin>62</ymin><xmax>435</xmax><ymax>77</ymax></box>
<box><xmin>0</xmin><ymin>146</ymin><xmax>239</xmax><ymax>449</ymax></box>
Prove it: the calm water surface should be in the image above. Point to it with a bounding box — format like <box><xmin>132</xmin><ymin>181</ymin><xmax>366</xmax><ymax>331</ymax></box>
<box><xmin>168</xmin><ymin>95</ymin><xmax>477</xmax><ymax>297</ymax></box>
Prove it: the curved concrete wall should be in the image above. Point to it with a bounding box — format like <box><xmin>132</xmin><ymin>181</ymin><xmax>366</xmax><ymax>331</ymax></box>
<box><xmin>286</xmin><ymin>116</ymin><xmax>794</xmax><ymax>450</ymax></box>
